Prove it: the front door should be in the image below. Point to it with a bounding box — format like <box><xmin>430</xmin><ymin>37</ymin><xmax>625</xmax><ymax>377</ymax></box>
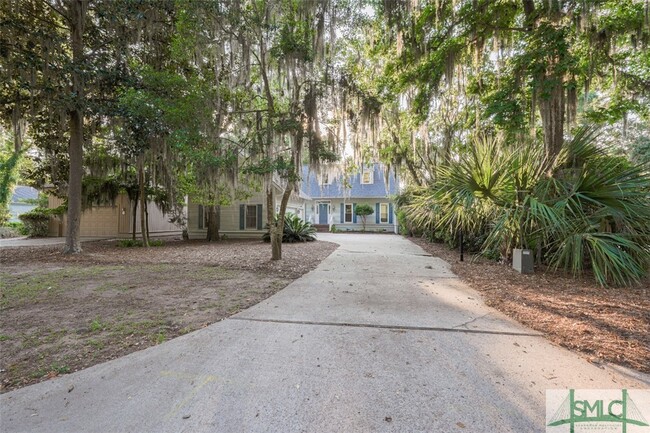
<box><xmin>318</xmin><ymin>203</ymin><xmax>328</xmax><ymax>224</ymax></box>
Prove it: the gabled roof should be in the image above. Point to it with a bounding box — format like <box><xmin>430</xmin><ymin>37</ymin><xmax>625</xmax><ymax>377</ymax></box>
<box><xmin>11</xmin><ymin>186</ymin><xmax>39</xmax><ymax>204</ymax></box>
<box><xmin>301</xmin><ymin>164</ymin><xmax>398</xmax><ymax>199</ymax></box>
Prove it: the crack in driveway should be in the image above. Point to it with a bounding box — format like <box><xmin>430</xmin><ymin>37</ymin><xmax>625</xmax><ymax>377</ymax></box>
<box><xmin>230</xmin><ymin>316</ymin><xmax>544</xmax><ymax>337</ymax></box>
<box><xmin>453</xmin><ymin>314</ymin><xmax>490</xmax><ymax>330</ymax></box>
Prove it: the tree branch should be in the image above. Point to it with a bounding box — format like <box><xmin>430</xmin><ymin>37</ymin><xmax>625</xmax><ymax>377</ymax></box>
<box><xmin>604</xmin><ymin>52</ymin><xmax>650</xmax><ymax>92</ymax></box>
<box><xmin>40</xmin><ymin>0</ymin><xmax>69</xmax><ymax>23</ymax></box>
<box><xmin>19</xmin><ymin>7</ymin><xmax>69</xmax><ymax>31</ymax></box>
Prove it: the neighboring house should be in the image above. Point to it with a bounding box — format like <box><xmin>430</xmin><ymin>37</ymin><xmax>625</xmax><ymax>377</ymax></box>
<box><xmin>47</xmin><ymin>194</ymin><xmax>180</xmax><ymax>238</ymax></box>
<box><xmin>9</xmin><ymin>186</ymin><xmax>39</xmax><ymax>223</ymax></box>
<box><xmin>186</xmin><ymin>163</ymin><xmax>398</xmax><ymax>238</ymax></box>
<box><xmin>302</xmin><ymin>163</ymin><xmax>398</xmax><ymax>232</ymax></box>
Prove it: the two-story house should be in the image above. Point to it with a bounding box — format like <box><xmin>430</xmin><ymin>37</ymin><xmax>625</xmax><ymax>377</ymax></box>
<box><xmin>302</xmin><ymin>164</ymin><xmax>398</xmax><ymax>232</ymax></box>
<box><xmin>186</xmin><ymin>163</ymin><xmax>398</xmax><ymax>238</ymax></box>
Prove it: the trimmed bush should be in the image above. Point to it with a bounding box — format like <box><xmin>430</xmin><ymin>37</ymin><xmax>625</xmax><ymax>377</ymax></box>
<box><xmin>0</xmin><ymin>205</ymin><xmax>10</xmax><ymax>226</ymax></box>
<box><xmin>1</xmin><ymin>221</ymin><xmax>28</xmax><ymax>236</ymax></box>
<box><xmin>18</xmin><ymin>209</ymin><xmax>50</xmax><ymax>237</ymax></box>
<box><xmin>354</xmin><ymin>203</ymin><xmax>374</xmax><ymax>231</ymax></box>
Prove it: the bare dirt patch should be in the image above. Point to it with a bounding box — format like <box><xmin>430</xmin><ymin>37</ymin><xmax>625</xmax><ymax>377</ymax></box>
<box><xmin>0</xmin><ymin>238</ymin><xmax>338</xmax><ymax>392</ymax></box>
<box><xmin>408</xmin><ymin>237</ymin><xmax>650</xmax><ymax>375</ymax></box>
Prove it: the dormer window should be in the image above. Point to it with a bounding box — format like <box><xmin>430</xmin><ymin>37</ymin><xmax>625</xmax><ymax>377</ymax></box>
<box><xmin>361</xmin><ymin>170</ymin><xmax>373</xmax><ymax>184</ymax></box>
<box><xmin>320</xmin><ymin>172</ymin><xmax>330</xmax><ymax>185</ymax></box>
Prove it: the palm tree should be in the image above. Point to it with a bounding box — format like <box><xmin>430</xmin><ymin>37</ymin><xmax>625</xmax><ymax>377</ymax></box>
<box><xmin>400</xmin><ymin>126</ymin><xmax>650</xmax><ymax>286</ymax></box>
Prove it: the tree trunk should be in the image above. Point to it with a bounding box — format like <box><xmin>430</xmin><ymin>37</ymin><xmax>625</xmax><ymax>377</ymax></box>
<box><xmin>64</xmin><ymin>109</ymin><xmax>83</xmax><ymax>254</ymax></box>
<box><xmin>63</xmin><ymin>0</ymin><xmax>86</xmax><ymax>255</ymax></box>
<box><xmin>131</xmin><ymin>191</ymin><xmax>138</xmax><ymax>240</ymax></box>
<box><xmin>267</xmin><ymin>180</ymin><xmax>281</xmax><ymax>260</ymax></box>
<box><xmin>441</xmin><ymin>125</ymin><xmax>454</xmax><ymax>162</ymax></box>
<box><xmin>11</xmin><ymin>107</ymin><xmax>25</xmax><ymax>153</ymax></box>
<box><xmin>206</xmin><ymin>204</ymin><xmax>220</xmax><ymax>242</ymax></box>
<box><xmin>138</xmin><ymin>154</ymin><xmax>149</xmax><ymax>247</ymax></box>
<box><xmin>390</xmin><ymin>131</ymin><xmax>421</xmax><ymax>186</ymax></box>
<box><xmin>538</xmin><ymin>80</ymin><xmax>565</xmax><ymax>158</ymax></box>
<box><xmin>271</xmin><ymin>231</ymin><xmax>282</xmax><ymax>259</ymax></box>
<box><xmin>404</xmin><ymin>157</ymin><xmax>421</xmax><ymax>187</ymax></box>
<box><xmin>271</xmin><ymin>179</ymin><xmax>295</xmax><ymax>261</ymax></box>
<box><xmin>144</xmin><ymin>196</ymin><xmax>149</xmax><ymax>240</ymax></box>
<box><xmin>258</xmin><ymin>28</ymin><xmax>283</xmax><ymax>261</ymax></box>
<box><xmin>522</xmin><ymin>0</ymin><xmax>566</xmax><ymax>159</ymax></box>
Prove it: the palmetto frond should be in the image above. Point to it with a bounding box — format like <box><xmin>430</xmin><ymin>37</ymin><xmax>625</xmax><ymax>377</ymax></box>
<box><xmin>397</xmin><ymin>126</ymin><xmax>650</xmax><ymax>287</ymax></box>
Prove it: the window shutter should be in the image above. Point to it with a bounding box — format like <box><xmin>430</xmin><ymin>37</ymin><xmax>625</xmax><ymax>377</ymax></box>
<box><xmin>375</xmin><ymin>203</ymin><xmax>380</xmax><ymax>224</ymax></box>
<box><xmin>256</xmin><ymin>204</ymin><xmax>263</xmax><ymax>230</ymax></box>
<box><xmin>198</xmin><ymin>205</ymin><xmax>204</xmax><ymax>229</ymax></box>
<box><xmin>352</xmin><ymin>203</ymin><xmax>357</xmax><ymax>223</ymax></box>
<box><xmin>239</xmin><ymin>204</ymin><xmax>245</xmax><ymax>230</ymax></box>
<box><xmin>389</xmin><ymin>203</ymin><xmax>394</xmax><ymax>224</ymax></box>
<box><xmin>340</xmin><ymin>204</ymin><xmax>344</xmax><ymax>223</ymax></box>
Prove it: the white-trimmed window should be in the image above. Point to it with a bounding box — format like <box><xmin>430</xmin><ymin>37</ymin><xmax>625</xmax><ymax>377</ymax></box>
<box><xmin>320</xmin><ymin>172</ymin><xmax>330</xmax><ymax>185</ymax></box>
<box><xmin>361</xmin><ymin>170</ymin><xmax>373</xmax><ymax>184</ymax></box>
<box><xmin>239</xmin><ymin>204</ymin><xmax>262</xmax><ymax>230</ymax></box>
<box><xmin>245</xmin><ymin>204</ymin><xmax>257</xmax><ymax>229</ymax></box>
<box><xmin>344</xmin><ymin>203</ymin><xmax>353</xmax><ymax>223</ymax></box>
<box><xmin>380</xmin><ymin>203</ymin><xmax>389</xmax><ymax>223</ymax></box>
<box><xmin>198</xmin><ymin>205</ymin><xmax>210</xmax><ymax>229</ymax></box>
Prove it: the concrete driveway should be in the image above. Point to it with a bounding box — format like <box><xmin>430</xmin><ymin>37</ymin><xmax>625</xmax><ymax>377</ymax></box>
<box><xmin>1</xmin><ymin>233</ymin><xmax>647</xmax><ymax>433</ymax></box>
<box><xmin>0</xmin><ymin>237</ymin><xmax>108</xmax><ymax>248</ymax></box>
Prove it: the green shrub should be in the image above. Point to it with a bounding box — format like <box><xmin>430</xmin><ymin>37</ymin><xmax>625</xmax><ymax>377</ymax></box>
<box><xmin>400</xmin><ymin>127</ymin><xmax>650</xmax><ymax>286</ymax></box>
<box><xmin>3</xmin><ymin>221</ymin><xmax>28</xmax><ymax>235</ymax></box>
<box><xmin>0</xmin><ymin>205</ymin><xmax>10</xmax><ymax>226</ymax></box>
<box><xmin>354</xmin><ymin>204</ymin><xmax>374</xmax><ymax>231</ymax></box>
<box><xmin>48</xmin><ymin>204</ymin><xmax>67</xmax><ymax>217</ymax></box>
<box><xmin>396</xmin><ymin>209</ymin><xmax>411</xmax><ymax>236</ymax></box>
<box><xmin>263</xmin><ymin>213</ymin><xmax>316</xmax><ymax>243</ymax></box>
<box><xmin>18</xmin><ymin>209</ymin><xmax>50</xmax><ymax>237</ymax></box>
<box><xmin>117</xmin><ymin>239</ymin><xmax>165</xmax><ymax>247</ymax></box>
<box><xmin>0</xmin><ymin>150</ymin><xmax>22</xmax><ymax>225</ymax></box>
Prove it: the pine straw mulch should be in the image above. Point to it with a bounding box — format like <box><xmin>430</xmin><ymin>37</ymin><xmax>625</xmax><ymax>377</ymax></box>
<box><xmin>0</xmin><ymin>237</ymin><xmax>336</xmax><ymax>279</ymax></box>
<box><xmin>408</xmin><ymin>237</ymin><xmax>650</xmax><ymax>375</ymax></box>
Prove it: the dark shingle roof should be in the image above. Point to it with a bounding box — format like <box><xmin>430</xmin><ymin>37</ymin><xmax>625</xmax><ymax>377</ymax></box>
<box><xmin>301</xmin><ymin>164</ymin><xmax>398</xmax><ymax>199</ymax></box>
<box><xmin>11</xmin><ymin>186</ymin><xmax>39</xmax><ymax>203</ymax></box>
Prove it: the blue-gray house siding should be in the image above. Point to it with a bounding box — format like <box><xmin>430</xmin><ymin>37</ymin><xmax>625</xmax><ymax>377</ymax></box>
<box><xmin>301</xmin><ymin>164</ymin><xmax>398</xmax><ymax>199</ymax></box>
